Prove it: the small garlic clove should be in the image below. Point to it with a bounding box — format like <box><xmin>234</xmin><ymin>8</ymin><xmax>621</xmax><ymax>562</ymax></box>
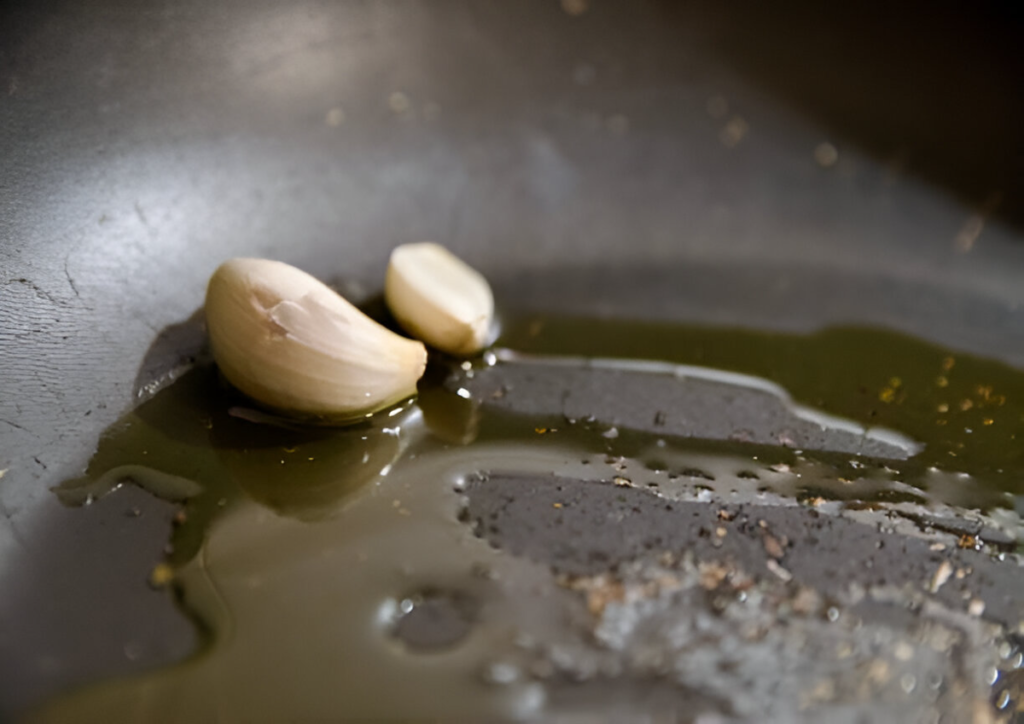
<box><xmin>384</xmin><ymin>243</ymin><xmax>494</xmax><ymax>356</ymax></box>
<box><xmin>205</xmin><ymin>258</ymin><xmax>427</xmax><ymax>422</ymax></box>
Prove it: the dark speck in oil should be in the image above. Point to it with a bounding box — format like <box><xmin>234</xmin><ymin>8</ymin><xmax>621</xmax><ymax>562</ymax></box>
<box><xmin>391</xmin><ymin>589</ymin><xmax>478</xmax><ymax>652</ymax></box>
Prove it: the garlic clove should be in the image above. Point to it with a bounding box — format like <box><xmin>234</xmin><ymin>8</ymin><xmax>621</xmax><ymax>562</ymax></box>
<box><xmin>205</xmin><ymin>258</ymin><xmax>427</xmax><ymax>421</ymax></box>
<box><xmin>384</xmin><ymin>243</ymin><xmax>494</xmax><ymax>356</ymax></box>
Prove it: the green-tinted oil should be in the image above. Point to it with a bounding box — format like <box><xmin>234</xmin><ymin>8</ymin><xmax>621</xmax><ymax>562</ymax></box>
<box><xmin>32</xmin><ymin>316</ymin><xmax>1024</xmax><ymax>723</ymax></box>
<box><xmin>55</xmin><ymin>368</ymin><xmax>413</xmax><ymax>568</ymax></box>
<box><xmin>500</xmin><ymin>316</ymin><xmax>1024</xmax><ymax>498</ymax></box>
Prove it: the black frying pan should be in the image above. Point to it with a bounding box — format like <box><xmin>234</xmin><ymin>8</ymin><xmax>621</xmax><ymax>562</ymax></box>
<box><xmin>1</xmin><ymin>0</ymin><xmax>1022</xmax><ymax>719</ymax></box>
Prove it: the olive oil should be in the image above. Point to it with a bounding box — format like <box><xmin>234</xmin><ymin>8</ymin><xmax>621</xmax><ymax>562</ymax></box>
<box><xmin>35</xmin><ymin>316</ymin><xmax>1024</xmax><ymax>722</ymax></box>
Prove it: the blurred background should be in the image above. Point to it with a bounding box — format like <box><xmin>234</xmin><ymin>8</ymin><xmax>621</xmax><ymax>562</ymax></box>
<box><xmin>1</xmin><ymin>0</ymin><xmax>1022</xmax><ymax>717</ymax></box>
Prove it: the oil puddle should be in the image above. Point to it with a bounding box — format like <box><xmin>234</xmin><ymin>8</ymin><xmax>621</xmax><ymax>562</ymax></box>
<box><xmin>496</xmin><ymin>316</ymin><xmax>1024</xmax><ymax>502</ymax></box>
<box><xmin>29</xmin><ymin>317</ymin><xmax>1024</xmax><ymax>722</ymax></box>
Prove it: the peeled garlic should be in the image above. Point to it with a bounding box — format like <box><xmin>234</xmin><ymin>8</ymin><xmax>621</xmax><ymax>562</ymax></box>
<box><xmin>384</xmin><ymin>243</ymin><xmax>494</xmax><ymax>356</ymax></box>
<box><xmin>205</xmin><ymin>258</ymin><xmax>426</xmax><ymax>421</ymax></box>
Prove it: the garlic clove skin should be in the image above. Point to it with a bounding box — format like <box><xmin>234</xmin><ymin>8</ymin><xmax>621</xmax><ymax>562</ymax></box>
<box><xmin>205</xmin><ymin>258</ymin><xmax>427</xmax><ymax>421</ymax></box>
<box><xmin>384</xmin><ymin>243</ymin><xmax>494</xmax><ymax>356</ymax></box>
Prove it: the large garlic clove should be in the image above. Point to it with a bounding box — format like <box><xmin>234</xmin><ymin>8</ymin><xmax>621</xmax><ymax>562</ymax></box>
<box><xmin>205</xmin><ymin>258</ymin><xmax>427</xmax><ymax>421</ymax></box>
<box><xmin>384</xmin><ymin>243</ymin><xmax>494</xmax><ymax>356</ymax></box>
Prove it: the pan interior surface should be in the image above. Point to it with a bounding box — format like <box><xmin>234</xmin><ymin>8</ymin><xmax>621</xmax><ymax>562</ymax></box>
<box><xmin>2</xmin><ymin>0</ymin><xmax>1023</xmax><ymax>721</ymax></box>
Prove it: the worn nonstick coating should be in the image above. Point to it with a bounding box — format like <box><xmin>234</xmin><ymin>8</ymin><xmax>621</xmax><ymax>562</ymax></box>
<box><xmin>1</xmin><ymin>0</ymin><xmax>1023</xmax><ymax>718</ymax></box>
